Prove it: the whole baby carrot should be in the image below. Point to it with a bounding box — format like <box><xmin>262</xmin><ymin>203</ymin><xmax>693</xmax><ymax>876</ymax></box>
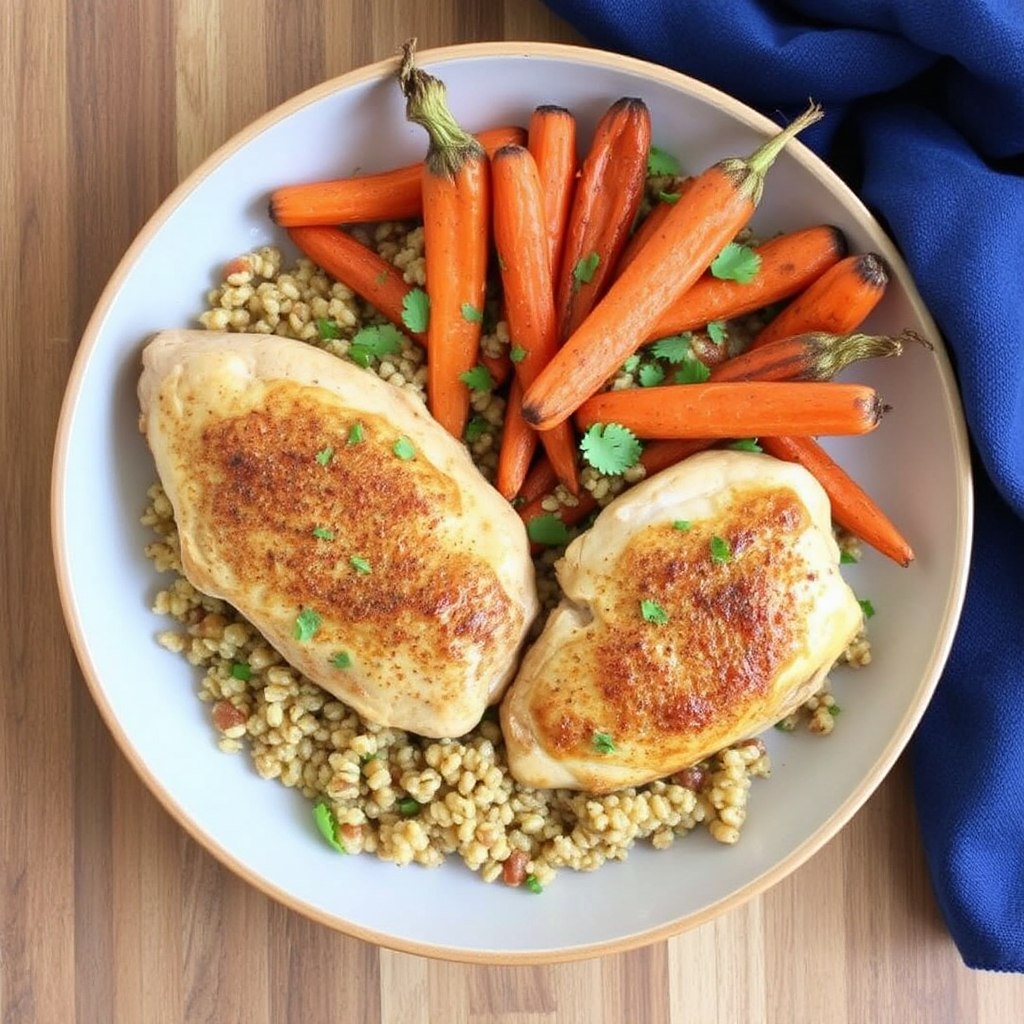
<box><xmin>495</xmin><ymin>377</ymin><xmax>539</xmax><ymax>501</ymax></box>
<box><xmin>527</xmin><ymin>104</ymin><xmax>578</xmax><ymax>282</ymax></box>
<box><xmin>522</xmin><ymin>103</ymin><xmax>824</xmax><ymax>430</ymax></box>
<box><xmin>269</xmin><ymin>125</ymin><xmax>525</xmax><ymax>227</ymax></box>
<box><xmin>399</xmin><ymin>41</ymin><xmax>490</xmax><ymax>438</ymax></box>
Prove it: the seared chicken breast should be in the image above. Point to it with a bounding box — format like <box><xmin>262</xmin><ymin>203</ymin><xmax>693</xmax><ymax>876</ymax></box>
<box><xmin>139</xmin><ymin>330</ymin><xmax>539</xmax><ymax>738</ymax></box>
<box><xmin>501</xmin><ymin>450</ymin><xmax>863</xmax><ymax>792</ymax></box>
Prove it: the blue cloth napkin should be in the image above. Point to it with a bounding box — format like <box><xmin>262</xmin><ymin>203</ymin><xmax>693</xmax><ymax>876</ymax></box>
<box><xmin>543</xmin><ymin>0</ymin><xmax>1024</xmax><ymax>973</ymax></box>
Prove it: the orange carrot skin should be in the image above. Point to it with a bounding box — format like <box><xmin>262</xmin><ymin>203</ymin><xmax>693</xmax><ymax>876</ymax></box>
<box><xmin>759</xmin><ymin>434</ymin><xmax>914</xmax><ymax>565</ymax></box>
<box><xmin>516</xmin><ymin>455</ymin><xmax>559</xmax><ymax>506</ymax></box>
<box><xmin>287</xmin><ymin>225</ymin><xmax>425</xmax><ymax>344</ymax></box>
<box><xmin>615</xmin><ymin>176</ymin><xmax>694</xmax><ymax>275</ymax></box>
<box><xmin>555</xmin><ymin>97</ymin><xmax>651</xmax><ymax>342</ymax></box>
<box><xmin>645</xmin><ymin>224</ymin><xmax>847</xmax><ymax>341</ymax></box>
<box><xmin>492</xmin><ymin>144</ymin><xmax>580</xmax><ymax>495</ymax></box>
<box><xmin>269</xmin><ymin>125</ymin><xmax>525</xmax><ymax>227</ymax></box>
<box><xmin>523</xmin><ymin>105</ymin><xmax>824</xmax><ymax>431</ymax></box>
<box><xmin>751</xmin><ymin>251</ymin><xmax>889</xmax><ymax>348</ymax></box>
<box><xmin>495</xmin><ymin>377</ymin><xmax>539</xmax><ymax>501</ymax></box>
<box><xmin>574</xmin><ymin>380</ymin><xmax>885</xmax><ymax>438</ymax></box>
<box><xmin>527</xmin><ymin>105</ymin><xmax>578</xmax><ymax>283</ymax></box>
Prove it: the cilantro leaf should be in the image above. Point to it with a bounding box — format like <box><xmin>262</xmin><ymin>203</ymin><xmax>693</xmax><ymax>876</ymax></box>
<box><xmin>330</xmin><ymin>651</ymin><xmax>352</xmax><ymax>669</ymax></box>
<box><xmin>706</xmin><ymin>321</ymin><xmax>727</xmax><ymax>346</ymax></box>
<box><xmin>348</xmin><ymin>323</ymin><xmax>404</xmax><ymax>367</ymax></box>
<box><xmin>402</xmin><ymin>287</ymin><xmax>430</xmax><ymax>333</ymax></box>
<box><xmin>349</xmin><ymin>555</ymin><xmax>372</xmax><ymax>574</ymax></box>
<box><xmin>657</xmin><ymin>189</ymin><xmax>683</xmax><ymax>205</ymax></box>
<box><xmin>622</xmin><ymin>353</ymin><xmax>641</xmax><ymax>373</ymax></box>
<box><xmin>592</xmin><ymin>731</ymin><xmax>616</xmax><ymax>754</ymax></box>
<box><xmin>526</xmin><ymin>513</ymin><xmax>570</xmax><ymax>547</ymax></box>
<box><xmin>312</xmin><ymin>526</ymin><xmax>335</xmax><ymax>540</ymax></box>
<box><xmin>464</xmin><ymin>415</ymin><xmax>491</xmax><ymax>443</ymax></box>
<box><xmin>647</xmin><ymin>145</ymin><xmax>681</xmax><ymax>177</ymax></box>
<box><xmin>294</xmin><ymin>607</ymin><xmax>322</xmax><ymax>642</ymax></box>
<box><xmin>710</xmin><ymin>535</ymin><xmax>732</xmax><ymax>563</ymax></box>
<box><xmin>579</xmin><ymin>423</ymin><xmax>642</xmax><ymax>475</ymax></box>
<box><xmin>230</xmin><ymin>662</ymin><xmax>251</xmax><ymax>681</ymax></box>
<box><xmin>313</xmin><ymin>800</ymin><xmax>346</xmax><ymax>853</ymax></box>
<box><xmin>710</xmin><ymin>242</ymin><xmax>762</xmax><ymax>283</ymax></box>
<box><xmin>347</xmin><ymin>422</ymin><xmax>365</xmax><ymax>445</ymax></box>
<box><xmin>398</xmin><ymin>797</ymin><xmax>421</xmax><ymax>816</ymax></box>
<box><xmin>728</xmin><ymin>437</ymin><xmax>762</xmax><ymax>452</ymax></box>
<box><xmin>638</xmin><ymin>362</ymin><xmax>665</xmax><ymax>387</ymax></box>
<box><xmin>672</xmin><ymin>520</ymin><xmax>691</xmax><ymax>531</ymax></box>
<box><xmin>317</xmin><ymin>317</ymin><xmax>341</xmax><ymax>340</ymax></box>
<box><xmin>510</xmin><ymin>345</ymin><xmax>527</xmax><ymax>363</ymax></box>
<box><xmin>459</xmin><ymin>364</ymin><xmax>494</xmax><ymax>392</ymax></box>
<box><xmin>393</xmin><ymin>436</ymin><xmax>416</xmax><ymax>460</ymax></box>
<box><xmin>674</xmin><ymin>359</ymin><xmax>711</xmax><ymax>384</ymax></box>
<box><xmin>649</xmin><ymin>333</ymin><xmax>692</xmax><ymax>364</ymax></box>
<box><xmin>840</xmin><ymin>549</ymin><xmax>859</xmax><ymax>565</ymax></box>
<box><xmin>460</xmin><ymin>302</ymin><xmax>484</xmax><ymax>323</ymax></box>
<box><xmin>640</xmin><ymin>599</ymin><xmax>669</xmax><ymax>625</ymax></box>
<box><xmin>525</xmin><ymin>874</ymin><xmax>543</xmax><ymax>894</ymax></box>
<box><xmin>572</xmin><ymin>252</ymin><xmax>600</xmax><ymax>286</ymax></box>
<box><xmin>859</xmin><ymin>598</ymin><xmax>876</xmax><ymax>619</ymax></box>
<box><xmin>315</xmin><ymin>445</ymin><xmax>335</xmax><ymax>466</ymax></box>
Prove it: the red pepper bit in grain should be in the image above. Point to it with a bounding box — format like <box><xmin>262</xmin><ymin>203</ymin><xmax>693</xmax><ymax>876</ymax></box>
<box><xmin>502</xmin><ymin>850</ymin><xmax>529</xmax><ymax>886</ymax></box>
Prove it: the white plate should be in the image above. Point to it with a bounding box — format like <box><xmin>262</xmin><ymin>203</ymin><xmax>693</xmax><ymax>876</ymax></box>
<box><xmin>51</xmin><ymin>42</ymin><xmax>972</xmax><ymax>963</ymax></box>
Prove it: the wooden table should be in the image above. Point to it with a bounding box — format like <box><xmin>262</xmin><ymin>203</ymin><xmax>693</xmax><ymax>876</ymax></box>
<box><xmin>4</xmin><ymin>1</ymin><xmax>1022</xmax><ymax>1020</ymax></box>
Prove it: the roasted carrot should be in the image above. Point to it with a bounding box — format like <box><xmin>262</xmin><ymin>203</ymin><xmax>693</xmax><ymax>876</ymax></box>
<box><xmin>614</xmin><ymin>176</ymin><xmax>694</xmax><ymax>274</ymax></box>
<box><xmin>516</xmin><ymin>455</ymin><xmax>559</xmax><ymax>506</ymax></box>
<box><xmin>491</xmin><ymin>144</ymin><xmax>580</xmax><ymax>494</ymax></box>
<box><xmin>286</xmin><ymin>225</ymin><xmax>426</xmax><ymax>344</ymax></box>
<box><xmin>751</xmin><ymin>252</ymin><xmax>889</xmax><ymax>348</ymax></box>
<box><xmin>481</xmin><ymin>347</ymin><xmax>513</xmax><ymax>390</ymax></box>
<box><xmin>523</xmin><ymin>103</ymin><xmax>824</xmax><ymax>430</ymax></box>
<box><xmin>527</xmin><ymin>105</ymin><xmax>578</xmax><ymax>281</ymax></box>
<box><xmin>495</xmin><ymin>377</ymin><xmax>539</xmax><ymax>501</ymax></box>
<box><xmin>643</xmin><ymin>225</ymin><xmax>847</xmax><ymax>342</ymax></box>
<box><xmin>399</xmin><ymin>41</ymin><xmax>490</xmax><ymax>439</ymax></box>
<box><xmin>269</xmin><ymin>125</ymin><xmax>525</xmax><ymax>227</ymax></box>
<box><xmin>759</xmin><ymin>434</ymin><xmax>914</xmax><ymax>566</ymax></box>
<box><xmin>555</xmin><ymin>97</ymin><xmax>651</xmax><ymax>342</ymax></box>
<box><xmin>574</xmin><ymin>380</ymin><xmax>886</xmax><ymax>439</ymax></box>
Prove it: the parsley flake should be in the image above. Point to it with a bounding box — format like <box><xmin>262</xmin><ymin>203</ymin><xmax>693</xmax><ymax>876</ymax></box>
<box><xmin>640</xmin><ymin>599</ymin><xmax>669</xmax><ymax>625</ymax></box>
<box><xmin>315</xmin><ymin>446</ymin><xmax>335</xmax><ymax>466</ymax></box>
<box><xmin>347</xmin><ymin>422</ymin><xmax>365</xmax><ymax>445</ymax></box>
<box><xmin>710</xmin><ymin>535</ymin><xmax>732</xmax><ymax>563</ymax></box>
<box><xmin>592</xmin><ymin>731</ymin><xmax>616</xmax><ymax>754</ymax></box>
<box><xmin>510</xmin><ymin>345</ymin><xmax>527</xmax><ymax>363</ymax></box>
<box><xmin>313</xmin><ymin>800</ymin><xmax>346</xmax><ymax>853</ymax></box>
<box><xmin>460</xmin><ymin>302</ymin><xmax>484</xmax><ymax>323</ymax></box>
<box><xmin>859</xmin><ymin>598</ymin><xmax>876</xmax><ymax>619</ymax></box>
<box><xmin>674</xmin><ymin>358</ymin><xmax>711</xmax><ymax>384</ymax></box>
<box><xmin>572</xmin><ymin>251</ymin><xmax>600</xmax><ymax>286</ymax></box>
<box><xmin>647</xmin><ymin>145</ymin><xmax>681</xmax><ymax>177</ymax></box>
<box><xmin>579</xmin><ymin>422</ymin><xmax>642</xmax><ymax>475</ymax></box>
<box><xmin>650</xmin><ymin>333</ymin><xmax>692</xmax><ymax>363</ymax></box>
<box><xmin>728</xmin><ymin>437</ymin><xmax>762</xmax><ymax>452</ymax></box>
<box><xmin>459</xmin><ymin>364</ymin><xmax>494</xmax><ymax>392</ymax></box>
<box><xmin>349</xmin><ymin>555</ymin><xmax>372</xmax><ymax>574</ymax></box>
<box><xmin>398</xmin><ymin>797</ymin><xmax>421</xmax><ymax>816</ymax></box>
<box><xmin>317</xmin><ymin>317</ymin><xmax>341</xmax><ymax>340</ymax></box>
<box><xmin>622</xmin><ymin>353</ymin><xmax>642</xmax><ymax>373</ymax></box>
<box><xmin>348</xmin><ymin>323</ymin><xmax>404</xmax><ymax>367</ymax></box>
<box><xmin>706</xmin><ymin>321</ymin><xmax>727</xmax><ymax>346</ymax></box>
<box><xmin>330</xmin><ymin>651</ymin><xmax>352</xmax><ymax>669</ymax></box>
<box><xmin>464</xmin><ymin>415</ymin><xmax>491</xmax><ymax>443</ymax></box>
<box><xmin>312</xmin><ymin>526</ymin><xmax>336</xmax><ymax>541</ymax></box>
<box><xmin>638</xmin><ymin>362</ymin><xmax>665</xmax><ymax>387</ymax></box>
<box><xmin>710</xmin><ymin>242</ymin><xmax>762</xmax><ymax>283</ymax></box>
<box><xmin>230</xmin><ymin>662</ymin><xmax>251</xmax><ymax>681</ymax></box>
<box><xmin>293</xmin><ymin>607</ymin><xmax>322</xmax><ymax>642</ymax></box>
<box><xmin>402</xmin><ymin>287</ymin><xmax>430</xmax><ymax>333</ymax></box>
<box><xmin>393</xmin><ymin>436</ymin><xmax>416</xmax><ymax>460</ymax></box>
<box><xmin>840</xmin><ymin>549</ymin><xmax>859</xmax><ymax>564</ymax></box>
<box><xmin>526</xmin><ymin>513</ymin><xmax>570</xmax><ymax>547</ymax></box>
<box><xmin>525</xmin><ymin>874</ymin><xmax>543</xmax><ymax>894</ymax></box>
<box><xmin>672</xmin><ymin>519</ymin><xmax>691</xmax><ymax>531</ymax></box>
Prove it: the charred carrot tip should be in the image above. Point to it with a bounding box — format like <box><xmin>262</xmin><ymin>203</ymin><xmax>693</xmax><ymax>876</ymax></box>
<box><xmin>855</xmin><ymin>252</ymin><xmax>890</xmax><ymax>286</ymax></box>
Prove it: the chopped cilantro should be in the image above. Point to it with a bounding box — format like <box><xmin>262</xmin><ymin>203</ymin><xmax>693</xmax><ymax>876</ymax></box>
<box><xmin>315</xmin><ymin>446</ymin><xmax>334</xmax><ymax>466</ymax></box>
<box><xmin>674</xmin><ymin>358</ymin><xmax>711</xmax><ymax>384</ymax></box>
<box><xmin>622</xmin><ymin>353</ymin><xmax>642</xmax><ymax>373</ymax></box>
<box><xmin>393</xmin><ymin>436</ymin><xmax>416</xmax><ymax>460</ymax></box>
<box><xmin>360</xmin><ymin>751</ymin><xmax>378</xmax><ymax>763</ymax></box>
<box><xmin>728</xmin><ymin>437</ymin><xmax>762</xmax><ymax>452</ymax></box>
<box><xmin>592</xmin><ymin>731</ymin><xmax>616</xmax><ymax>754</ymax></box>
<box><xmin>348</xmin><ymin>323</ymin><xmax>404</xmax><ymax>367</ymax></box>
<box><xmin>402</xmin><ymin>287</ymin><xmax>430</xmax><ymax>333</ymax></box>
<box><xmin>640</xmin><ymin>599</ymin><xmax>669</xmax><ymax>625</ymax></box>
<box><xmin>230</xmin><ymin>662</ymin><xmax>251</xmax><ymax>681</ymax></box>
<box><xmin>526</xmin><ymin>513</ymin><xmax>570</xmax><ymax>547</ymax></box>
<box><xmin>312</xmin><ymin>526</ymin><xmax>336</xmax><ymax>540</ymax></box>
<box><xmin>510</xmin><ymin>345</ymin><xmax>527</xmax><ymax>363</ymax></box>
<box><xmin>859</xmin><ymin>598</ymin><xmax>876</xmax><ymax>619</ymax></box>
<box><xmin>638</xmin><ymin>362</ymin><xmax>666</xmax><ymax>387</ymax></box>
<box><xmin>774</xmin><ymin>718</ymin><xmax>796</xmax><ymax>732</ymax></box>
<box><xmin>672</xmin><ymin>519</ymin><xmax>691</xmax><ymax>531</ymax></box>
<box><xmin>313</xmin><ymin>800</ymin><xmax>346</xmax><ymax>853</ymax></box>
<box><xmin>347</xmin><ymin>422</ymin><xmax>365</xmax><ymax>445</ymax></box>
<box><xmin>460</xmin><ymin>302</ymin><xmax>484</xmax><ymax>323</ymax></box>
<box><xmin>293</xmin><ymin>607</ymin><xmax>322</xmax><ymax>642</ymax></box>
<box><xmin>710</xmin><ymin>242</ymin><xmax>762</xmax><ymax>283</ymax></box>
<box><xmin>657</xmin><ymin>188</ymin><xmax>683</xmax><ymax>205</ymax></box>
<box><xmin>349</xmin><ymin>555</ymin><xmax>372</xmax><ymax>574</ymax></box>
<box><xmin>647</xmin><ymin>145</ymin><xmax>681</xmax><ymax>177</ymax></box>
<box><xmin>330</xmin><ymin>651</ymin><xmax>352</xmax><ymax>669</ymax></box>
<box><xmin>840</xmin><ymin>549</ymin><xmax>859</xmax><ymax>564</ymax></box>
<box><xmin>650</xmin><ymin>333</ymin><xmax>692</xmax><ymax>363</ymax></box>
<box><xmin>464</xmin><ymin>415</ymin><xmax>491</xmax><ymax>443</ymax></box>
<box><xmin>710</xmin><ymin>535</ymin><xmax>732</xmax><ymax>563</ymax></box>
<box><xmin>579</xmin><ymin>422</ymin><xmax>642</xmax><ymax>475</ymax></box>
<box><xmin>828</xmin><ymin>703</ymin><xmax>843</xmax><ymax>717</ymax></box>
<box><xmin>525</xmin><ymin>874</ymin><xmax>543</xmax><ymax>894</ymax></box>
<box><xmin>317</xmin><ymin>317</ymin><xmax>341</xmax><ymax>340</ymax></box>
<box><xmin>706</xmin><ymin>321</ymin><xmax>727</xmax><ymax>346</ymax></box>
<box><xmin>459</xmin><ymin>364</ymin><xmax>495</xmax><ymax>392</ymax></box>
<box><xmin>398</xmin><ymin>797</ymin><xmax>421</xmax><ymax>816</ymax></box>
<box><xmin>572</xmin><ymin>251</ymin><xmax>600</xmax><ymax>286</ymax></box>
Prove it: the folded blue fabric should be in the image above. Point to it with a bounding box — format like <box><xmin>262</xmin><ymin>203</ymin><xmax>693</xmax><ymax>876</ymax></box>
<box><xmin>543</xmin><ymin>0</ymin><xmax>1024</xmax><ymax>972</ymax></box>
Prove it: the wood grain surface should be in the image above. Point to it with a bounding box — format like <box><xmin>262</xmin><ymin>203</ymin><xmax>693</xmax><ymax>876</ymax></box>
<box><xmin>3</xmin><ymin>1</ymin><xmax>1023</xmax><ymax>1021</ymax></box>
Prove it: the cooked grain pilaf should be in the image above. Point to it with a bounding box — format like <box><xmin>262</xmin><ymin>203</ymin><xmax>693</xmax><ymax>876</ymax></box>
<box><xmin>142</xmin><ymin>226</ymin><xmax>871</xmax><ymax>888</ymax></box>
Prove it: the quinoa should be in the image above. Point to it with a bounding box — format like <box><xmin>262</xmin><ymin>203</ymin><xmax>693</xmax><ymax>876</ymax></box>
<box><xmin>142</xmin><ymin>224</ymin><xmax>871</xmax><ymax>889</ymax></box>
